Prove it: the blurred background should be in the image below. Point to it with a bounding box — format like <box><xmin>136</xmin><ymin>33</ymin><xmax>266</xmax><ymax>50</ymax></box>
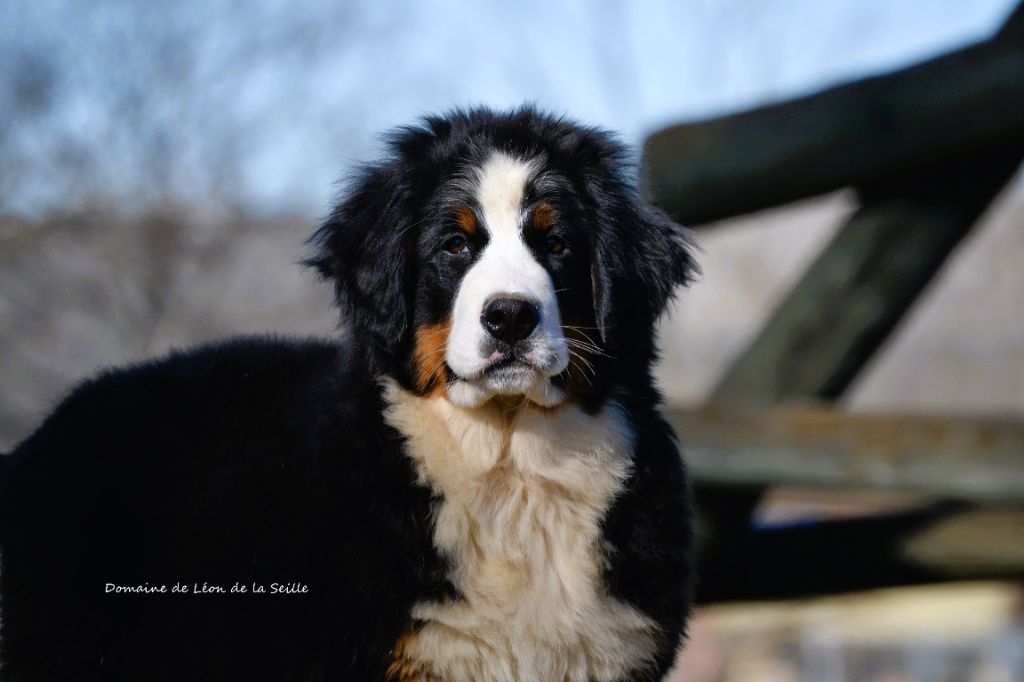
<box><xmin>1</xmin><ymin>1</ymin><xmax>1022</xmax><ymax>680</ymax></box>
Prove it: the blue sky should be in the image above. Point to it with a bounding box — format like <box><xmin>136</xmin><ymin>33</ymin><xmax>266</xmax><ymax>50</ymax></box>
<box><xmin>1</xmin><ymin>0</ymin><xmax>1016</xmax><ymax>217</ymax></box>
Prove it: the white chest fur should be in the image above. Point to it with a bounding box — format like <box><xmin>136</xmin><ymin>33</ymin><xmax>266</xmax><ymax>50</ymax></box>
<box><xmin>383</xmin><ymin>381</ymin><xmax>658</xmax><ymax>682</ymax></box>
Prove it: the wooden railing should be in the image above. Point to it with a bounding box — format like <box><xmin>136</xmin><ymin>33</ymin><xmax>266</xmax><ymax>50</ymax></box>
<box><xmin>643</xmin><ymin>1</ymin><xmax>1024</xmax><ymax>604</ymax></box>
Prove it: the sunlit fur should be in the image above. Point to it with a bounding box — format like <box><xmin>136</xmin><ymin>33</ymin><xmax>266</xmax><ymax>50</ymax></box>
<box><xmin>384</xmin><ymin>380</ymin><xmax>657</xmax><ymax>681</ymax></box>
<box><xmin>0</xmin><ymin>106</ymin><xmax>697</xmax><ymax>682</ymax></box>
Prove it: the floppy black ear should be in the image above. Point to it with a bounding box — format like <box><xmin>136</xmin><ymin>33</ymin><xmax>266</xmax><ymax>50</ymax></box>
<box><xmin>306</xmin><ymin>163</ymin><xmax>413</xmax><ymax>357</ymax></box>
<box><xmin>591</xmin><ymin>193</ymin><xmax>698</xmax><ymax>343</ymax></box>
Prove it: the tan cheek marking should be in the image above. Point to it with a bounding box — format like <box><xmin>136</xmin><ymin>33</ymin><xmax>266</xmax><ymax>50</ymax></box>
<box><xmin>455</xmin><ymin>205</ymin><xmax>477</xmax><ymax>234</ymax></box>
<box><xmin>412</xmin><ymin>320</ymin><xmax>452</xmax><ymax>395</ymax></box>
<box><xmin>532</xmin><ymin>201</ymin><xmax>555</xmax><ymax>231</ymax></box>
<box><xmin>387</xmin><ymin>628</ymin><xmax>441</xmax><ymax>682</ymax></box>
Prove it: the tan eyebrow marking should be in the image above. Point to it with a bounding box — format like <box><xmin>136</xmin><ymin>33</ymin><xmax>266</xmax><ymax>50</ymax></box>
<box><xmin>532</xmin><ymin>201</ymin><xmax>556</xmax><ymax>231</ymax></box>
<box><xmin>455</xmin><ymin>205</ymin><xmax>477</xmax><ymax>234</ymax></box>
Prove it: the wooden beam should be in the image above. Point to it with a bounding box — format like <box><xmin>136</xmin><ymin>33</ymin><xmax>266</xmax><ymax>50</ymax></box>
<box><xmin>642</xmin><ymin>2</ymin><xmax>1024</xmax><ymax>225</ymax></box>
<box><xmin>687</xmin><ymin>402</ymin><xmax>1024</xmax><ymax>601</ymax></box>
<box><xmin>672</xmin><ymin>406</ymin><xmax>1024</xmax><ymax>504</ymax></box>
<box><xmin>708</xmin><ymin>148</ymin><xmax>1022</xmax><ymax>405</ymax></box>
<box><xmin>695</xmin><ymin>501</ymin><xmax>1024</xmax><ymax>603</ymax></box>
<box><xmin>998</xmin><ymin>0</ymin><xmax>1024</xmax><ymax>41</ymax></box>
<box><xmin>696</xmin><ymin>502</ymin><xmax>950</xmax><ymax>603</ymax></box>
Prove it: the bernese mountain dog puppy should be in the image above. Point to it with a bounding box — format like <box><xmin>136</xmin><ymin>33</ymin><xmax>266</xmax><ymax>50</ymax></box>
<box><xmin>0</xmin><ymin>106</ymin><xmax>698</xmax><ymax>681</ymax></box>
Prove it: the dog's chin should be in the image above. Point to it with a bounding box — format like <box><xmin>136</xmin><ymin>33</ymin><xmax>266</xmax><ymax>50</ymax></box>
<box><xmin>446</xmin><ymin>363</ymin><xmax>566</xmax><ymax>409</ymax></box>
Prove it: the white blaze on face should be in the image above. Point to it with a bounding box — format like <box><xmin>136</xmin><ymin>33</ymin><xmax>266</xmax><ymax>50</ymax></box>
<box><xmin>446</xmin><ymin>152</ymin><xmax>569</xmax><ymax>408</ymax></box>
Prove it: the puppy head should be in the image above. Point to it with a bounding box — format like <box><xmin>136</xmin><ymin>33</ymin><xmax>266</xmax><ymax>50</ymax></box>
<box><xmin>308</xmin><ymin>107</ymin><xmax>697</xmax><ymax>409</ymax></box>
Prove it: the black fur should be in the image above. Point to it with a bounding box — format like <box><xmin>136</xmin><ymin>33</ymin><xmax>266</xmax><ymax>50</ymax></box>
<box><xmin>1</xmin><ymin>339</ymin><xmax>454</xmax><ymax>681</ymax></box>
<box><xmin>0</xmin><ymin>106</ymin><xmax>696</xmax><ymax>681</ymax></box>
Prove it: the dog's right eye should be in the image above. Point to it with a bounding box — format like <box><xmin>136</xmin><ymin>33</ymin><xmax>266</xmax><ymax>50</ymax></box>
<box><xmin>443</xmin><ymin>235</ymin><xmax>470</xmax><ymax>255</ymax></box>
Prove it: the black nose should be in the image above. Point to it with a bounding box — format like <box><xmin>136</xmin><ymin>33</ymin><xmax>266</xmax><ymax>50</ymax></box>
<box><xmin>481</xmin><ymin>298</ymin><xmax>540</xmax><ymax>344</ymax></box>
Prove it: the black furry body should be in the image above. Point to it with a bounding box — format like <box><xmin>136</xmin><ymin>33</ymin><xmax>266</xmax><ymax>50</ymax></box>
<box><xmin>1</xmin><ymin>339</ymin><xmax>446</xmax><ymax>680</ymax></box>
<box><xmin>0</xmin><ymin>338</ymin><xmax>690</xmax><ymax>680</ymax></box>
<box><xmin>0</xmin><ymin>107</ymin><xmax>695</xmax><ymax>681</ymax></box>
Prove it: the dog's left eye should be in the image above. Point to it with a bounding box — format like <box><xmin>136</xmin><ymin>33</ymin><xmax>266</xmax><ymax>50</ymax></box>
<box><xmin>443</xmin><ymin>235</ymin><xmax>470</xmax><ymax>255</ymax></box>
<box><xmin>545</xmin><ymin>236</ymin><xmax>567</xmax><ymax>255</ymax></box>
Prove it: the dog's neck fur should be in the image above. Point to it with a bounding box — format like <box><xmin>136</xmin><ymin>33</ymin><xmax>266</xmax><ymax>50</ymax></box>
<box><xmin>381</xmin><ymin>379</ymin><xmax>658</xmax><ymax>682</ymax></box>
